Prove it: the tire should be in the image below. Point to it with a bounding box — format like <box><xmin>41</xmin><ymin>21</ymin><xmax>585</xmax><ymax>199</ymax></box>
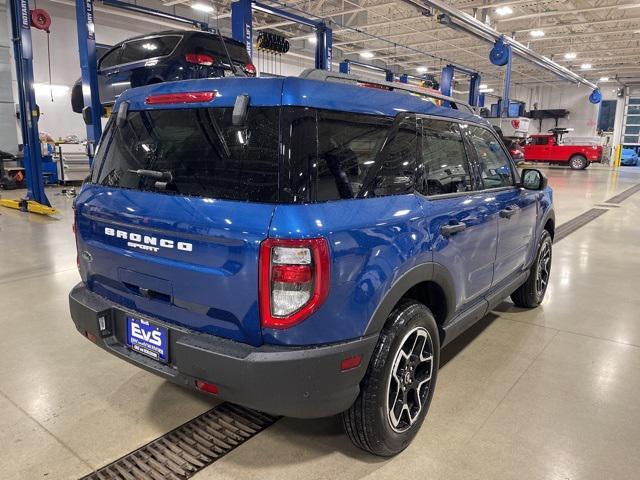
<box><xmin>342</xmin><ymin>300</ymin><xmax>440</xmax><ymax>456</ymax></box>
<box><xmin>511</xmin><ymin>229</ymin><xmax>553</xmax><ymax>308</ymax></box>
<box><xmin>569</xmin><ymin>155</ymin><xmax>588</xmax><ymax>170</ymax></box>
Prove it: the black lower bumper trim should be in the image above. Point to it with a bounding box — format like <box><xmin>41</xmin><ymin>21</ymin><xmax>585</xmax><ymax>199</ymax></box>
<box><xmin>69</xmin><ymin>283</ymin><xmax>378</xmax><ymax>418</ymax></box>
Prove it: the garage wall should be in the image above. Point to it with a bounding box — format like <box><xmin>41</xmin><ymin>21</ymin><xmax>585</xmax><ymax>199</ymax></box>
<box><xmin>528</xmin><ymin>83</ymin><xmax>600</xmax><ymax>138</ymax></box>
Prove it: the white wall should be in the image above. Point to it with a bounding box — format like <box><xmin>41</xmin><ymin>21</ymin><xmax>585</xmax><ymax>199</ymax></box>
<box><xmin>528</xmin><ymin>83</ymin><xmax>601</xmax><ymax>138</ymax></box>
<box><xmin>0</xmin><ymin>0</ymin><xmax>19</xmax><ymax>153</ymax></box>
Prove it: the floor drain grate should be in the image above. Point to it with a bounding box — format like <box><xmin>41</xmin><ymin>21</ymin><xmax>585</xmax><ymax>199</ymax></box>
<box><xmin>80</xmin><ymin>403</ymin><xmax>279</xmax><ymax>480</ymax></box>
<box><xmin>604</xmin><ymin>183</ymin><xmax>640</xmax><ymax>204</ymax></box>
<box><xmin>554</xmin><ymin>208</ymin><xmax>608</xmax><ymax>243</ymax></box>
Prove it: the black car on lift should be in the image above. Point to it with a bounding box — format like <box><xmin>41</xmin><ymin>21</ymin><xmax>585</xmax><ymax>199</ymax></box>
<box><xmin>71</xmin><ymin>30</ymin><xmax>255</xmax><ymax>114</ymax></box>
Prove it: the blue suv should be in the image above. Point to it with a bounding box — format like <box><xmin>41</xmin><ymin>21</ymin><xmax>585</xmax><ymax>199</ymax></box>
<box><xmin>69</xmin><ymin>70</ymin><xmax>554</xmax><ymax>456</ymax></box>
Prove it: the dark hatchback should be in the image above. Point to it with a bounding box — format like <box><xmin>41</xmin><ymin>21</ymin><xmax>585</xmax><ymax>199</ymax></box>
<box><xmin>71</xmin><ymin>30</ymin><xmax>255</xmax><ymax>114</ymax></box>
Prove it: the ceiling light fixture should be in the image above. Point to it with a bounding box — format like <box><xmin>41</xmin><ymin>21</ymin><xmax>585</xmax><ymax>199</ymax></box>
<box><xmin>359</xmin><ymin>51</ymin><xmax>374</xmax><ymax>59</ymax></box>
<box><xmin>564</xmin><ymin>52</ymin><xmax>576</xmax><ymax>59</ymax></box>
<box><xmin>581</xmin><ymin>63</ymin><xmax>592</xmax><ymax>70</ymax></box>
<box><xmin>496</xmin><ymin>6</ymin><xmax>513</xmax><ymax>16</ymax></box>
<box><xmin>480</xmin><ymin>88</ymin><xmax>494</xmax><ymax>93</ymax></box>
<box><xmin>191</xmin><ymin>3</ymin><xmax>214</xmax><ymax>13</ymax></box>
<box><xmin>416</xmin><ymin>66</ymin><xmax>428</xmax><ymax>73</ymax></box>
<box><xmin>479</xmin><ymin>83</ymin><xmax>488</xmax><ymax>89</ymax></box>
<box><xmin>599</xmin><ymin>77</ymin><xmax>610</xmax><ymax>82</ymax></box>
<box><xmin>530</xmin><ymin>30</ymin><xmax>545</xmax><ymax>37</ymax></box>
<box><xmin>308</xmin><ymin>35</ymin><xmax>317</xmax><ymax>44</ymax></box>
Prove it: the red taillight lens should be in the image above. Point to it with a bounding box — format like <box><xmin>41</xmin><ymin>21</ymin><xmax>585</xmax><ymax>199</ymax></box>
<box><xmin>145</xmin><ymin>91</ymin><xmax>216</xmax><ymax>105</ymax></box>
<box><xmin>185</xmin><ymin>53</ymin><xmax>215</xmax><ymax>66</ymax></box>
<box><xmin>259</xmin><ymin>238</ymin><xmax>330</xmax><ymax>329</ymax></box>
<box><xmin>243</xmin><ymin>63</ymin><xmax>257</xmax><ymax>77</ymax></box>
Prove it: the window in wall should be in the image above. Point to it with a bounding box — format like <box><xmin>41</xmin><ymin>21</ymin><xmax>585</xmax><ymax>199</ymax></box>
<box><xmin>597</xmin><ymin>100</ymin><xmax>617</xmax><ymax>132</ymax></box>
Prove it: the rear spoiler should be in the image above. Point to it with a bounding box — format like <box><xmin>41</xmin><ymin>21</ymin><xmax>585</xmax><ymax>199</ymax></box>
<box><xmin>299</xmin><ymin>69</ymin><xmax>475</xmax><ymax>114</ymax></box>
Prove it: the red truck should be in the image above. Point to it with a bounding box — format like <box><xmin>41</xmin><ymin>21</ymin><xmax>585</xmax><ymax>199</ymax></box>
<box><xmin>524</xmin><ymin>129</ymin><xmax>603</xmax><ymax>170</ymax></box>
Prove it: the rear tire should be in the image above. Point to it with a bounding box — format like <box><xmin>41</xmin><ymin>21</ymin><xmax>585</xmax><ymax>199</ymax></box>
<box><xmin>511</xmin><ymin>229</ymin><xmax>553</xmax><ymax>308</ymax></box>
<box><xmin>569</xmin><ymin>155</ymin><xmax>588</xmax><ymax>170</ymax></box>
<box><xmin>342</xmin><ymin>300</ymin><xmax>440</xmax><ymax>456</ymax></box>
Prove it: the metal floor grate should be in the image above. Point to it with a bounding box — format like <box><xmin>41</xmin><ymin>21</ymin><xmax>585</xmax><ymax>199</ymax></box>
<box><xmin>554</xmin><ymin>208</ymin><xmax>608</xmax><ymax>243</ymax></box>
<box><xmin>604</xmin><ymin>183</ymin><xmax>640</xmax><ymax>204</ymax></box>
<box><xmin>80</xmin><ymin>403</ymin><xmax>279</xmax><ymax>480</ymax></box>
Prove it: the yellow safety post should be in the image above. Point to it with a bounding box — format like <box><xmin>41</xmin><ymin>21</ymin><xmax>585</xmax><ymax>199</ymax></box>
<box><xmin>613</xmin><ymin>144</ymin><xmax>622</xmax><ymax>168</ymax></box>
<box><xmin>0</xmin><ymin>198</ymin><xmax>58</xmax><ymax>215</ymax></box>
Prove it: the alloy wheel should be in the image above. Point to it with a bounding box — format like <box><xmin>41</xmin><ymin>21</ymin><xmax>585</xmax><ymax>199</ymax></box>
<box><xmin>536</xmin><ymin>241</ymin><xmax>551</xmax><ymax>297</ymax></box>
<box><xmin>386</xmin><ymin>327</ymin><xmax>434</xmax><ymax>433</ymax></box>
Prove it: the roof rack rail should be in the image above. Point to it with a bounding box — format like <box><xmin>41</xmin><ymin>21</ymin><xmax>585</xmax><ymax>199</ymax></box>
<box><xmin>299</xmin><ymin>69</ymin><xmax>475</xmax><ymax>114</ymax></box>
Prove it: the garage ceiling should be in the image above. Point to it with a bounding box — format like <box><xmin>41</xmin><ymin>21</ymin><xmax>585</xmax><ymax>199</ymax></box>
<box><xmin>163</xmin><ymin>0</ymin><xmax>640</xmax><ymax>87</ymax></box>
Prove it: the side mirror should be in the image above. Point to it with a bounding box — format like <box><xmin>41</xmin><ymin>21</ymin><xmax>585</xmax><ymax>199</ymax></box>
<box><xmin>521</xmin><ymin>168</ymin><xmax>548</xmax><ymax>191</ymax></box>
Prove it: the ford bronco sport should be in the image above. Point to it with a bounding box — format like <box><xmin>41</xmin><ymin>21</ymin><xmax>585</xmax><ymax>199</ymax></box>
<box><xmin>69</xmin><ymin>70</ymin><xmax>555</xmax><ymax>456</ymax></box>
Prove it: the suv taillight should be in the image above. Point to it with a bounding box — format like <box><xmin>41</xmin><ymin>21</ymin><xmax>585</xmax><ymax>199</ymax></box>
<box><xmin>185</xmin><ymin>53</ymin><xmax>215</xmax><ymax>66</ymax></box>
<box><xmin>259</xmin><ymin>238</ymin><xmax>330</xmax><ymax>329</ymax></box>
<box><xmin>243</xmin><ymin>63</ymin><xmax>257</xmax><ymax>77</ymax></box>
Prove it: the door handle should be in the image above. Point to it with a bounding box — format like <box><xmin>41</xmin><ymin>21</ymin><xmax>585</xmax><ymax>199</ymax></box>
<box><xmin>499</xmin><ymin>205</ymin><xmax>520</xmax><ymax>219</ymax></box>
<box><xmin>440</xmin><ymin>222</ymin><xmax>467</xmax><ymax>236</ymax></box>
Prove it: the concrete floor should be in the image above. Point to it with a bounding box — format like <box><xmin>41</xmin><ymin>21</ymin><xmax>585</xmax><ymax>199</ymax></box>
<box><xmin>1</xmin><ymin>165</ymin><xmax>640</xmax><ymax>479</ymax></box>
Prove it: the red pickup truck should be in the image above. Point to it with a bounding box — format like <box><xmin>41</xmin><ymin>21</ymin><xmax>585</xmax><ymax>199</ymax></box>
<box><xmin>524</xmin><ymin>131</ymin><xmax>603</xmax><ymax>170</ymax></box>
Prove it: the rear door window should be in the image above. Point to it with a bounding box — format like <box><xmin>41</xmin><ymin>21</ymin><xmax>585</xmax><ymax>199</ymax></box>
<box><xmin>92</xmin><ymin>107</ymin><xmax>279</xmax><ymax>202</ymax></box>
<box><xmin>119</xmin><ymin>36</ymin><xmax>181</xmax><ymax>64</ymax></box>
<box><xmin>315</xmin><ymin>111</ymin><xmax>417</xmax><ymax>201</ymax></box>
<box><xmin>417</xmin><ymin>118</ymin><xmax>472</xmax><ymax>196</ymax></box>
<box><xmin>466</xmin><ymin>126</ymin><xmax>515</xmax><ymax>189</ymax></box>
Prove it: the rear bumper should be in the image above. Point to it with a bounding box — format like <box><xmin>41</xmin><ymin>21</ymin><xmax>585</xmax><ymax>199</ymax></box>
<box><xmin>69</xmin><ymin>283</ymin><xmax>377</xmax><ymax>418</ymax></box>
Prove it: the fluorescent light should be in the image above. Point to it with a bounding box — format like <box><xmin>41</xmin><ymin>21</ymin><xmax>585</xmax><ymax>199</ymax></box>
<box><xmin>142</xmin><ymin>42</ymin><xmax>157</xmax><ymax>51</ymax></box>
<box><xmin>580</xmin><ymin>63</ymin><xmax>592</xmax><ymax>70</ymax></box>
<box><xmin>479</xmin><ymin>83</ymin><xmax>488</xmax><ymax>89</ymax></box>
<box><xmin>599</xmin><ymin>77</ymin><xmax>610</xmax><ymax>82</ymax></box>
<box><xmin>618</xmin><ymin>3</ymin><xmax>640</xmax><ymax>9</ymax></box>
<box><xmin>530</xmin><ymin>30</ymin><xmax>545</xmax><ymax>37</ymax></box>
<box><xmin>564</xmin><ymin>52</ymin><xmax>576</xmax><ymax>59</ymax></box>
<box><xmin>308</xmin><ymin>35</ymin><xmax>317</xmax><ymax>45</ymax></box>
<box><xmin>359</xmin><ymin>51</ymin><xmax>374</xmax><ymax>59</ymax></box>
<box><xmin>496</xmin><ymin>6</ymin><xmax>513</xmax><ymax>16</ymax></box>
<box><xmin>33</xmin><ymin>83</ymin><xmax>69</xmax><ymax>96</ymax></box>
<box><xmin>480</xmin><ymin>88</ymin><xmax>494</xmax><ymax>93</ymax></box>
<box><xmin>416</xmin><ymin>66</ymin><xmax>428</xmax><ymax>73</ymax></box>
<box><xmin>191</xmin><ymin>3</ymin><xmax>214</xmax><ymax>13</ymax></box>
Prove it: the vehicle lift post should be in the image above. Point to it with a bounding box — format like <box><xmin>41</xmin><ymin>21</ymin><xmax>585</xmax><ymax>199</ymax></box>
<box><xmin>2</xmin><ymin>0</ymin><xmax>56</xmax><ymax>214</ymax></box>
<box><xmin>339</xmin><ymin>59</ymin><xmax>394</xmax><ymax>82</ymax></box>
<box><xmin>75</xmin><ymin>0</ymin><xmax>102</xmax><ymax>165</ymax></box>
<box><xmin>439</xmin><ymin>64</ymin><xmax>482</xmax><ymax>108</ymax></box>
<box><xmin>232</xmin><ymin>0</ymin><xmax>333</xmax><ymax>70</ymax></box>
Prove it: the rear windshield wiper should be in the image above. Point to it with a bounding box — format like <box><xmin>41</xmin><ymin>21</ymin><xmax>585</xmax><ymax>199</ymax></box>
<box><xmin>128</xmin><ymin>169</ymin><xmax>173</xmax><ymax>183</ymax></box>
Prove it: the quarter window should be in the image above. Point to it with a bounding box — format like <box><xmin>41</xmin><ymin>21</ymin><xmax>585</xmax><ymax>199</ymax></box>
<box><xmin>316</xmin><ymin>111</ymin><xmax>417</xmax><ymax>201</ymax></box>
<box><xmin>98</xmin><ymin>47</ymin><xmax>121</xmax><ymax>69</ymax></box>
<box><xmin>466</xmin><ymin>126</ymin><xmax>514</xmax><ymax>189</ymax></box>
<box><xmin>417</xmin><ymin>119</ymin><xmax>472</xmax><ymax>196</ymax></box>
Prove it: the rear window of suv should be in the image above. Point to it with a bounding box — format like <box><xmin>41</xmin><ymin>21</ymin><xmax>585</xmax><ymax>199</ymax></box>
<box><xmin>93</xmin><ymin>107</ymin><xmax>279</xmax><ymax>202</ymax></box>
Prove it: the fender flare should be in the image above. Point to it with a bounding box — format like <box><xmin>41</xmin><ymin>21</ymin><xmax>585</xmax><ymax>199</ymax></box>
<box><xmin>363</xmin><ymin>262</ymin><xmax>456</xmax><ymax>336</ymax></box>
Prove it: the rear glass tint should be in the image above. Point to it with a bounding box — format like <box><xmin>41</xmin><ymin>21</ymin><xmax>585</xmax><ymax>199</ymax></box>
<box><xmin>93</xmin><ymin>107</ymin><xmax>279</xmax><ymax>202</ymax></box>
<box><xmin>119</xmin><ymin>36</ymin><xmax>181</xmax><ymax>64</ymax></box>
